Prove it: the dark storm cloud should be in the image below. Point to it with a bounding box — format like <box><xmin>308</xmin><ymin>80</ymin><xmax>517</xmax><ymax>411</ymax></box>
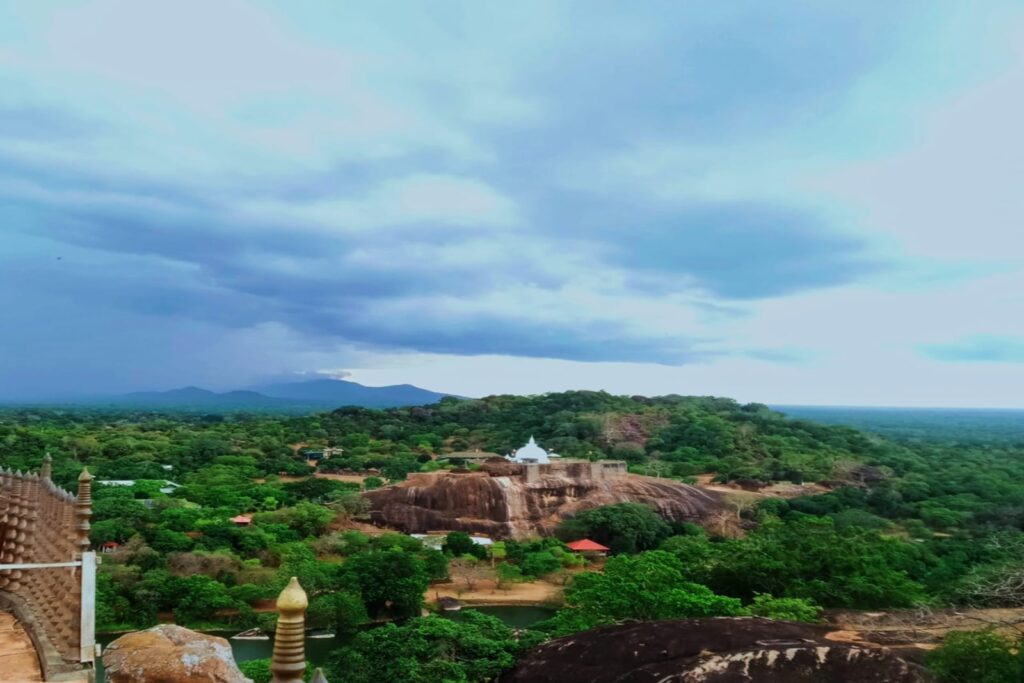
<box><xmin>608</xmin><ymin>203</ymin><xmax>878</xmax><ymax>299</ymax></box>
<box><xmin>0</xmin><ymin>1</ymin><xmax>933</xmax><ymax>393</ymax></box>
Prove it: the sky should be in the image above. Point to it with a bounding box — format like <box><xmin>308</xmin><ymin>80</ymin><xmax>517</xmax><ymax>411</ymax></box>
<box><xmin>1</xmin><ymin>1</ymin><xmax>1023</xmax><ymax>407</ymax></box>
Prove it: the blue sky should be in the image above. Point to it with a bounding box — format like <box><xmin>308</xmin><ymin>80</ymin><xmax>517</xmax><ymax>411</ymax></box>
<box><xmin>2</xmin><ymin>1</ymin><xmax>1023</xmax><ymax>406</ymax></box>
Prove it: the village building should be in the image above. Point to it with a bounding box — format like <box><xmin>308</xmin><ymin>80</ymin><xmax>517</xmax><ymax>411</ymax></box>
<box><xmin>97</xmin><ymin>479</ymin><xmax>180</xmax><ymax>495</ymax></box>
<box><xmin>566</xmin><ymin>539</ymin><xmax>610</xmax><ymax>556</ymax></box>
<box><xmin>303</xmin><ymin>446</ymin><xmax>344</xmax><ymax>461</ymax></box>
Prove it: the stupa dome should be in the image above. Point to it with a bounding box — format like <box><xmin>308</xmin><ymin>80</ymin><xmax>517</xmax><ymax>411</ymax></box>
<box><xmin>511</xmin><ymin>436</ymin><xmax>551</xmax><ymax>464</ymax></box>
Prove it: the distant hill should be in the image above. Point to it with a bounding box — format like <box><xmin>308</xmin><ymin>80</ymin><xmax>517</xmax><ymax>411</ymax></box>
<box><xmin>114</xmin><ymin>386</ymin><xmax>299</xmax><ymax>409</ymax></box>
<box><xmin>85</xmin><ymin>379</ymin><xmax>454</xmax><ymax>412</ymax></box>
<box><xmin>249</xmin><ymin>378</ymin><xmax>452</xmax><ymax>409</ymax></box>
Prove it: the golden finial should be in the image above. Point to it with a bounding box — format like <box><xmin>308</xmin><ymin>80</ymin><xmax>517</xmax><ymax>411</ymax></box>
<box><xmin>276</xmin><ymin>576</ymin><xmax>309</xmax><ymax>611</ymax></box>
<box><xmin>271</xmin><ymin>577</ymin><xmax>308</xmax><ymax>683</ymax></box>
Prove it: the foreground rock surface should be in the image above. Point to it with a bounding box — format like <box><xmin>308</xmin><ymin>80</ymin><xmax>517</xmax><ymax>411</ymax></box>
<box><xmin>365</xmin><ymin>459</ymin><xmax>724</xmax><ymax>538</ymax></box>
<box><xmin>501</xmin><ymin>617</ymin><xmax>932</xmax><ymax>682</ymax></box>
<box><xmin>0</xmin><ymin>610</ymin><xmax>42</xmax><ymax>682</ymax></box>
<box><xmin>102</xmin><ymin>624</ymin><xmax>252</xmax><ymax>683</ymax></box>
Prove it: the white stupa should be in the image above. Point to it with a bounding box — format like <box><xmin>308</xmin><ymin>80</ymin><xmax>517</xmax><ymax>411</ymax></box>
<box><xmin>509</xmin><ymin>436</ymin><xmax>559</xmax><ymax>464</ymax></box>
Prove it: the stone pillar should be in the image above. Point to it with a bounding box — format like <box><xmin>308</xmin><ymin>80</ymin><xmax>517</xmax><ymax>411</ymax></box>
<box><xmin>40</xmin><ymin>452</ymin><xmax>52</xmax><ymax>481</ymax></box>
<box><xmin>75</xmin><ymin>468</ymin><xmax>93</xmax><ymax>557</ymax></box>
<box><xmin>271</xmin><ymin>577</ymin><xmax>309</xmax><ymax>683</ymax></box>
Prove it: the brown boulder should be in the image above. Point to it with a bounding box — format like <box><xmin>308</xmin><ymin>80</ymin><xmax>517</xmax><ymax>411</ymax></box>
<box><xmin>102</xmin><ymin>624</ymin><xmax>252</xmax><ymax>683</ymax></box>
<box><xmin>501</xmin><ymin>618</ymin><xmax>932</xmax><ymax>683</ymax></box>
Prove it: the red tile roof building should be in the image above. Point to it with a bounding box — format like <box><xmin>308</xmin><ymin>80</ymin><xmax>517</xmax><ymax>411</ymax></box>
<box><xmin>566</xmin><ymin>539</ymin><xmax>610</xmax><ymax>552</ymax></box>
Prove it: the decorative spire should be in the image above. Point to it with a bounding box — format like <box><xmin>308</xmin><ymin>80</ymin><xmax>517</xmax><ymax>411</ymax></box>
<box><xmin>271</xmin><ymin>577</ymin><xmax>309</xmax><ymax>683</ymax></box>
<box><xmin>40</xmin><ymin>452</ymin><xmax>52</xmax><ymax>480</ymax></box>
<box><xmin>75</xmin><ymin>468</ymin><xmax>93</xmax><ymax>555</ymax></box>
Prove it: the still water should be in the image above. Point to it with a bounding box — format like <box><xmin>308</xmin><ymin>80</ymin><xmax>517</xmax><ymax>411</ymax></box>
<box><xmin>94</xmin><ymin>606</ymin><xmax>554</xmax><ymax>682</ymax></box>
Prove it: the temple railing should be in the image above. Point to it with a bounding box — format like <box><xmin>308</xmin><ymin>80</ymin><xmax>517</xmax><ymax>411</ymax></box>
<box><xmin>0</xmin><ymin>455</ymin><xmax>96</xmax><ymax>678</ymax></box>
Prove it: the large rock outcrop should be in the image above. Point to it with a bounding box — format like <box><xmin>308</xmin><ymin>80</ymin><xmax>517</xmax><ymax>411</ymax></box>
<box><xmin>501</xmin><ymin>617</ymin><xmax>931</xmax><ymax>682</ymax></box>
<box><xmin>102</xmin><ymin>624</ymin><xmax>252</xmax><ymax>683</ymax></box>
<box><xmin>364</xmin><ymin>460</ymin><xmax>724</xmax><ymax>538</ymax></box>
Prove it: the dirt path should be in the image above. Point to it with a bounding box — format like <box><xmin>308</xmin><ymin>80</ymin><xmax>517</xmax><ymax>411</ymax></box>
<box><xmin>829</xmin><ymin>607</ymin><xmax>1024</xmax><ymax>646</ymax></box>
<box><xmin>0</xmin><ymin>611</ymin><xmax>42</xmax><ymax>682</ymax></box>
<box><xmin>427</xmin><ymin>578</ymin><xmax>564</xmax><ymax>606</ymax></box>
<box><xmin>694</xmin><ymin>473</ymin><xmax>828</xmax><ymax>500</ymax></box>
<box><xmin>273</xmin><ymin>472</ymin><xmax>369</xmax><ymax>485</ymax></box>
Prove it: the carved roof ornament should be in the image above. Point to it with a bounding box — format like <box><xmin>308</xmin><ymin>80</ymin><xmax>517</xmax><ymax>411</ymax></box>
<box><xmin>271</xmin><ymin>577</ymin><xmax>309</xmax><ymax>683</ymax></box>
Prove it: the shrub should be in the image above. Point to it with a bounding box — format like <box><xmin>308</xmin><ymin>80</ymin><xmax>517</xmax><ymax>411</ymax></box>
<box><xmin>926</xmin><ymin>630</ymin><xmax>1022</xmax><ymax>683</ymax></box>
<box><xmin>748</xmin><ymin>594</ymin><xmax>822</xmax><ymax>623</ymax></box>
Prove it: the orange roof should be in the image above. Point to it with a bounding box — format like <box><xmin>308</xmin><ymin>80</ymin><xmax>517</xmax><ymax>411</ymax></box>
<box><xmin>231</xmin><ymin>515</ymin><xmax>252</xmax><ymax>524</ymax></box>
<box><xmin>566</xmin><ymin>539</ymin><xmax>609</xmax><ymax>552</ymax></box>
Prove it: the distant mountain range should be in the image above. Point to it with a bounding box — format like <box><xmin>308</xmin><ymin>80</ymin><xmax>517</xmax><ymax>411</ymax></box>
<box><xmin>247</xmin><ymin>379</ymin><xmax>452</xmax><ymax>408</ymax></box>
<box><xmin>11</xmin><ymin>379</ymin><xmax>455</xmax><ymax>412</ymax></box>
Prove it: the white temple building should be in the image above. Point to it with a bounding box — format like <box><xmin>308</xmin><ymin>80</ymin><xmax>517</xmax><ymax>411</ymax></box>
<box><xmin>508</xmin><ymin>436</ymin><xmax>560</xmax><ymax>464</ymax></box>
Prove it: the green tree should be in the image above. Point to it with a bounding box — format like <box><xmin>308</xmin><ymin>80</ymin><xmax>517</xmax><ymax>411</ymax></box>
<box><xmin>748</xmin><ymin>594</ymin><xmax>822</xmax><ymax>623</ymax></box>
<box><xmin>496</xmin><ymin>562</ymin><xmax>523</xmax><ymax>588</ymax></box>
<box><xmin>556</xmin><ymin>503</ymin><xmax>670</xmax><ymax>554</ymax></box>
<box><xmin>239</xmin><ymin>659</ymin><xmax>314</xmax><ymax>683</ymax></box>
<box><xmin>520</xmin><ymin>551</ymin><xmax>562</xmax><ymax>578</ymax></box>
<box><xmin>326</xmin><ymin>611</ymin><xmax>542</xmax><ymax>683</ymax></box>
<box><xmin>540</xmin><ymin>551</ymin><xmax>744</xmax><ymax>636</ymax></box>
<box><xmin>343</xmin><ymin>550</ymin><xmax>429</xmax><ymax>618</ymax></box>
<box><xmin>173</xmin><ymin>575</ymin><xmax>239</xmax><ymax>623</ymax></box>
<box><xmin>254</xmin><ymin>502</ymin><xmax>334</xmax><ymax>538</ymax></box>
<box><xmin>489</xmin><ymin>541</ymin><xmax>507</xmax><ymax>568</ymax></box>
<box><xmin>382</xmin><ymin>455</ymin><xmax>420</xmax><ymax>482</ymax></box>
<box><xmin>308</xmin><ymin>591</ymin><xmax>369</xmax><ymax>634</ymax></box>
<box><xmin>443</xmin><ymin>531</ymin><xmax>486</xmax><ymax>559</ymax></box>
<box><xmin>151</xmin><ymin>528</ymin><xmax>194</xmax><ymax>553</ymax></box>
<box><xmin>926</xmin><ymin>630</ymin><xmax>1022</xmax><ymax>683</ymax></box>
<box><xmin>706</xmin><ymin>516</ymin><xmax>926</xmax><ymax>608</ymax></box>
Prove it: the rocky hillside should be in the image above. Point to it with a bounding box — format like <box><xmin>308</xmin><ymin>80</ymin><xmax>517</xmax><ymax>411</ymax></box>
<box><xmin>363</xmin><ymin>459</ymin><xmax>723</xmax><ymax>538</ymax></box>
<box><xmin>319</xmin><ymin>391</ymin><xmax>887</xmax><ymax>484</ymax></box>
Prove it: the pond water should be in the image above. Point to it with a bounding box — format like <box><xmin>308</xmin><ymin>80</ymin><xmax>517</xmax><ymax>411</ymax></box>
<box><xmin>94</xmin><ymin>605</ymin><xmax>554</xmax><ymax>681</ymax></box>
